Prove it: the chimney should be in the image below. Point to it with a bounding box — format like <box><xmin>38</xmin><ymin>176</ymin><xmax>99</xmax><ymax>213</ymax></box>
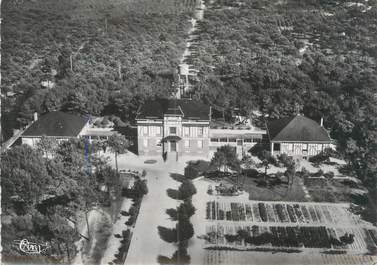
<box><xmin>34</xmin><ymin>112</ymin><xmax>38</xmax><ymax>122</ymax></box>
<box><xmin>320</xmin><ymin>117</ymin><xmax>323</xmax><ymax>127</ymax></box>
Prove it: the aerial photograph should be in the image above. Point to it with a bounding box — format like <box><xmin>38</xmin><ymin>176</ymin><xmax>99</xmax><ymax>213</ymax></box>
<box><xmin>1</xmin><ymin>0</ymin><xmax>377</xmax><ymax>264</ymax></box>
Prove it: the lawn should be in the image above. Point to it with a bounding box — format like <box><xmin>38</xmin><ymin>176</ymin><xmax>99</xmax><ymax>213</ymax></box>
<box><xmin>226</xmin><ymin>174</ymin><xmax>307</xmax><ymax>202</ymax></box>
<box><xmin>304</xmin><ymin>176</ymin><xmax>368</xmax><ymax>204</ymax></box>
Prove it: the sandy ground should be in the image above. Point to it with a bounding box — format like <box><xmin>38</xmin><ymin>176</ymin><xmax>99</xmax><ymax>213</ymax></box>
<box><xmin>101</xmin><ymin>198</ymin><xmax>133</xmax><ymax>265</ymax></box>
<box><xmin>72</xmin><ymin>208</ymin><xmax>110</xmax><ymax>265</ymax></box>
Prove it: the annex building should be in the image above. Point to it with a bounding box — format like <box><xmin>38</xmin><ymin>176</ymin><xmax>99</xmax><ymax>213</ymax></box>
<box><xmin>266</xmin><ymin>114</ymin><xmax>333</xmax><ymax>158</ymax></box>
<box><xmin>135</xmin><ymin>99</ymin><xmax>266</xmax><ymax>158</ymax></box>
<box><xmin>21</xmin><ymin>111</ymin><xmax>117</xmax><ymax>147</ymax></box>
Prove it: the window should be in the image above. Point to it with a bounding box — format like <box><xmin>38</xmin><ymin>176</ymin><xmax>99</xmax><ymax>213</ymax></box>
<box><xmin>185</xmin><ymin>140</ymin><xmax>190</xmax><ymax>148</ymax></box>
<box><xmin>220</xmin><ymin>138</ymin><xmax>227</xmax><ymax>142</ymax></box>
<box><xmin>198</xmin><ymin>127</ymin><xmax>204</xmax><ymax>136</ymax></box>
<box><xmin>170</xmin><ymin>127</ymin><xmax>177</xmax><ymax>135</ymax></box>
<box><xmin>197</xmin><ymin>140</ymin><xmax>203</xmax><ymax>148</ymax></box>
<box><xmin>143</xmin><ymin>139</ymin><xmax>148</xmax><ymax>147</ymax></box>
<box><xmin>143</xmin><ymin>126</ymin><xmax>148</xmax><ymax>135</ymax></box>
<box><xmin>210</xmin><ymin>138</ymin><xmax>218</xmax><ymax>142</ymax></box>
<box><xmin>155</xmin><ymin>126</ymin><xmax>161</xmax><ymax>136</ymax></box>
<box><xmin>244</xmin><ymin>139</ymin><xmax>252</xmax><ymax>143</ymax></box>
<box><xmin>183</xmin><ymin>127</ymin><xmax>189</xmax><ymax>136</ymax></box>
<box><xmin>229</xmin><ymin>138</ymin><xmax>237</xmax><ymax>142</ymax></box>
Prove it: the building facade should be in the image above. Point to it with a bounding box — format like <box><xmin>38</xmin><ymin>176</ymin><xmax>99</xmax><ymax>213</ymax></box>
<box><xmin>136</xmin><ymin>99</ymin><xmax>266</xmax><ymax>158</ymax></box>
<box><xmin>266</xmin><ymin>114</ymin><xmax>333</xmax><ymax>158</ymax></box>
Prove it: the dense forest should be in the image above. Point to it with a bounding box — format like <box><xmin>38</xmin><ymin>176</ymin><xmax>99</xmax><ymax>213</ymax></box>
<box><xmin>188</xmin><ymin>0</ymin><xmax>377</xmax><ymax>188</ymax></box>
<box><xmin>1</xmin><ymin>0</ymin><xmax>197</xmax><ymax>139</ymax></box>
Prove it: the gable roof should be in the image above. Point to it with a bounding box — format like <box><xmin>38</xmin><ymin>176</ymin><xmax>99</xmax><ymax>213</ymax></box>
<box><xmin>22</xmin><ymin>111</ymin><xmax>88</xmax><ymax>137</ymax></box>
<box><xmin>266</xmin><ymin>115</ymin><xmax>331</xmax><ymax>142</ymax></box>
<box><xmin>136</xmin><ymin>99</ymin><xmax>210</xmax><ymax>120</ymax></box>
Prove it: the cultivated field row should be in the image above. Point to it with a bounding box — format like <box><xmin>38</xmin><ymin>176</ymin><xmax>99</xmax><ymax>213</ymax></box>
<box><xmin>206</xmin><ymin>201</ymin><xmax>372</xmax><ymax>228</ymax></box>
<box><xmin>204</xmin><ymin>250</ymin><xmax>377</xmax><ymax>265</ymax></box>
<box><xmin>205</xmin><ymin>224</ymin><xmax>377</xmax><ymax>252</ymax></box>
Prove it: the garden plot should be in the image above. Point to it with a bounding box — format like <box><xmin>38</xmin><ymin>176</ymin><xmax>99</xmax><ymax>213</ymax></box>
<box><xmin>206</xmin><ymin>200</ymin><xmax>367</xmax><ymax>227</ymax></box>
<box><xmin>205</xmin><ymin>223</ymin><xmax>376</xmax><ymax>252</ymax></box>
<box><xmin>204</xmin><ymin>200</ymin><xmax>377</xmax><ymax>254</ymax></box>
<box><xmin>204</xmin><ymin>250</ymin><xmax>377</xmax><ymax>265</ymax></box>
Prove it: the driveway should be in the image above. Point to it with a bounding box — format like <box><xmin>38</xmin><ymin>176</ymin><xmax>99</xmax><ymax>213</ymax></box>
<box><xmin>109</xmin><ymin>153</ymin><xmax>206</xmax><ymax>265</ymax></box>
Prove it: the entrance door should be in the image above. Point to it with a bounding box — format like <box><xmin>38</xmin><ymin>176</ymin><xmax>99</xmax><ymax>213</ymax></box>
<box><xmin>170</xmin><ymin>141</ymin><xmax>177</xmax><ymax>152</ymax></box>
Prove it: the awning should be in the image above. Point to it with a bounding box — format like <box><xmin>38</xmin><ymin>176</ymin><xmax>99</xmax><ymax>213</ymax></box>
<box><xmin>162</xmin><ymin>135</ymin><xmax>182</xmax><ymax>142</ymax></box>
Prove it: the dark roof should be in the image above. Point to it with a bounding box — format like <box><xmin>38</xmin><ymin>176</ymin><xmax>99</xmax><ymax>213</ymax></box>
<box><xmin>136</xmin><ymin>99</ymin><xmax>210</xmax><ymax>120</ymax></box>
<box><xmin>23</xmin><ymin>111</ymin><xmax>88</xmax><ymax>137</ymax></box>
<box><xmin>266</xmin><ymin>115</ymin><xmax>331</xmax><ymax>142</ymax></box>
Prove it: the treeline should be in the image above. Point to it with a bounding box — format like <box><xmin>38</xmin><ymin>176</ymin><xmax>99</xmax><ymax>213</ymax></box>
<box><xmin>189</xmin><ymin>0</ymin><xmax>377</xmax><ymax>187</ymax></box>
<box><xmin>1</xmin><ymin>139</ymin><xmax>119</xmax><ymax>263</ymax></box>
<box><xmin>1</xmin><ymin>0</ymin><xmax>195</xmax><ymax>139</ymax></box>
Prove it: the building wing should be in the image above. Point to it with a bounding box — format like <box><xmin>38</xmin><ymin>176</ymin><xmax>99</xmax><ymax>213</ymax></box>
<box><xmin>266</xmin><ymin>115</ymin><xmax>331</xmax><ymax>142</ymax></box>
<box><xmin>22</xmin><ymin>111</ymin><xmax>88</xmax><ymax>137</ymax></box>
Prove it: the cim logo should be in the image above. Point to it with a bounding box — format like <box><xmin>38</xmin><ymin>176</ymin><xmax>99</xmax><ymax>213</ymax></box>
<box><xmin>14</xmin><ymin>239</ymin><xmax>50</xmax><ymax>254</ymax></box>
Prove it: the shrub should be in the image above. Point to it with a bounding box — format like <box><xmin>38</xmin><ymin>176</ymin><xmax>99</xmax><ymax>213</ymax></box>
<box><xmin>242</xmin><ymin>168</ymin><xmax>259</xmax><ymax>178</ymax></box>
<box><xmin>178</xmin><ymin>180</ymin><xmax>197</xmax><ymax>200</ymax></box>
<box><xmin>340</xmin><ymin>233</ymin><xmax>354</xmax><ymax>245</ymax></box>
<box><xmin>176</xmin><ymin>220</ymin><xmax>194</xmax><ymax>241</ymax></box>
<box><xmin>225</xmin><ymin>234</ymin><xmax>239</xmax><ymax>243</ymax></box>
<box><xmin>158</xmin><ymin>226</ymin><xmax>177</xmax><ymax>243</ymax></box>
<box><xmin>350</xmin><ymin>193</ymin><xmax>368</xmax><ymax>205</ymax></box>
<box><xmin>125</xmin><ymin>215</ymin><xmax>136</xmax><ymax>226</ymax></box>
<box><xmin>277</xmin><ymin>154</ymin><xmax>294</xmax><ymax>168</ymax></box>
<box><xmin>166</xmin><ymin>208</ymin><xmax>178</xmax><ymax>220</ymax></box>
<box><xmin>167</xmin><ymin>189</ymin><xmax>180</xmax><ymax>200</ymax></box>
<box><xmin>177</xmin><ymin>199</ymin><xmax>196</xmax><ymax>220</ymax></box>
<box><xmin>184</xmin><ymin>164</ymin><xmax>200</xmax><ymax>180</ymax></box>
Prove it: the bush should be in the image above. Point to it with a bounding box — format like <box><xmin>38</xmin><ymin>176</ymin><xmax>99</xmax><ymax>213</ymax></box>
<box><xmin>309</xmin><ymin>148</ymin><xmax>339</xmax><ymax>165</ymax></box>
<box><xmin>166</xmin><ymin>208</ymin><xmax>178</xmax><ymax>220</ymax></box>
<box><xmin>125</xmin><ymin>215</ymin><xmax>136</xmax><ymax>226</ymax></box>
<box><xmin>277</xmin><ymin>154</ymin><xmax>295</xmax><ymax>168</ymax></box>
<box><xmin>184</xmin><ymin>164</ymin><xmax>200</xmax><ymax>179</ymax></box>
<box><xmin>242</xmin><ymin>168</ymin><xmax>259</xmax><ymax>178</ymax></box>
<box><xmin>167</xmin><ymin>189</ymin><xmax>180</xmax><ymax>200</ymax></box>
<box><xmin>158</xmin><ymin>226</ymin><xmax>177</xmax><ymax>243</ymax></box>
<box><xmin>177</xmin><ymin>199</ymin><xmax>196</xmax><ymax>220</ymax></box>
<box><xmin>176</xmin><ymin>220</ymin><xmax>194</xmax><ymax>241</ymax></box>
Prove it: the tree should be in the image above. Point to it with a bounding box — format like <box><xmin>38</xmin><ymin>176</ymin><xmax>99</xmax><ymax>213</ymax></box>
<box><xmin>178</xmin><ymin>180</ymin><xmax>197</xmax><ymax>200</ymax></box>
<box><xmin>107</xmin><ymin>134</ymin><xmax>130</xmax><ymax>173</ymax></box>
<box><xmin>1</xmin><ymin>145</ymin><xmax>52</xmax><ymax>210</ymax></box>
<box><xmin>36</xmin><ymin>135</ymin><xmax>58</xmax><ymax>159</ymax></box>
<box><xmin>210</xmin><ymin>145</ymin><xmax>240</xmax><ymax>172</ymax></box>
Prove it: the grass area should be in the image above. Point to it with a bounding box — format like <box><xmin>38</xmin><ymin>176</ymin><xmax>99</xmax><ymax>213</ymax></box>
<box><xmin>227</xmin><ymin>174</ymin><xmax>307</xmax><ymax>202</ymax></box>
<box><xmin>303</xmin><ymin>177</ymin><xmax>367</xmax><ymax>203</ymax></box>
